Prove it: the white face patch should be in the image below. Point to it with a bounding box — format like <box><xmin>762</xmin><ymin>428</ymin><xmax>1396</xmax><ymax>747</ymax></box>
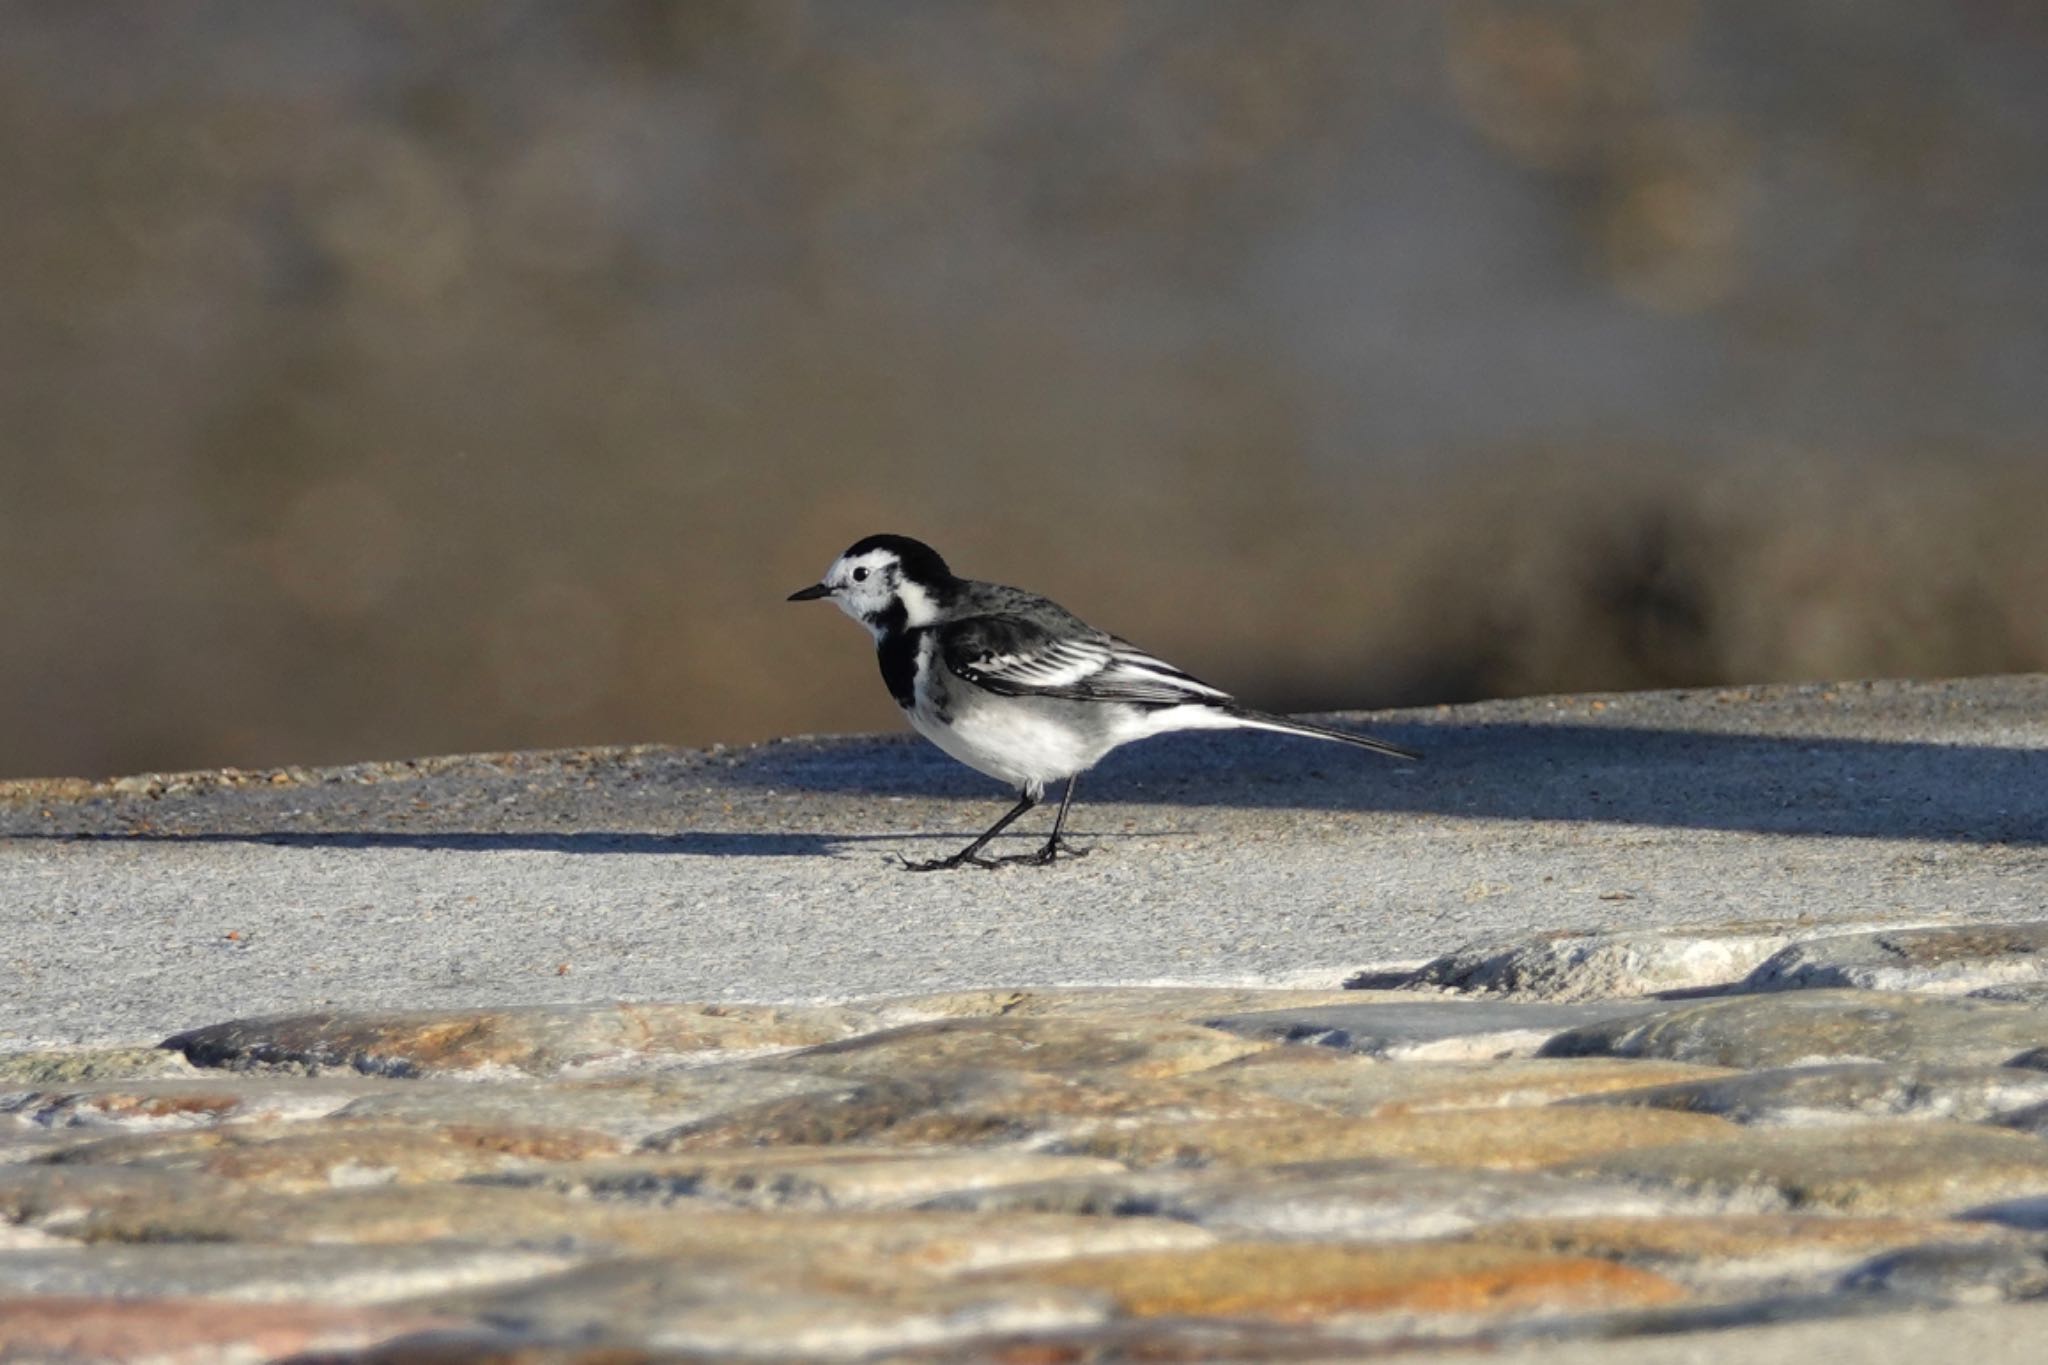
<box><xmin>826</xmin><ymin>549</ymin><xmax>902</xmax><ymax>634</ymax></box>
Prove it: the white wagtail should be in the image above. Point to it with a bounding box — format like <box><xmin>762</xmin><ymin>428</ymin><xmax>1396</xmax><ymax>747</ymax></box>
<box><xmin>789</xmin><ymin>534</ymin><xmax>1420</xmax><ymax>870</ymax></box>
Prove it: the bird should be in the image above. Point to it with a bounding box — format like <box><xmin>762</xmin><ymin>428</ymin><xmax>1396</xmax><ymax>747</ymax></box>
<box><xmin>788</xmin><ymin>534</ymin><xmax>1420</xmax><ymax>870</ymax></box>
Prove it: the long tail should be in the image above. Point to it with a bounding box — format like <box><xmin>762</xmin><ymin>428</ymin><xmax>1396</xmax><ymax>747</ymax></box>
<box><xmin>1220</xmin><ymin>705</ymin><xmax>1422</xmax><ymax>761</ymax></box>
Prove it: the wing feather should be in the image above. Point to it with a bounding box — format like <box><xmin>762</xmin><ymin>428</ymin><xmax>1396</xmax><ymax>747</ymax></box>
<box><xmin>941</xmin><ymin>617</ymin><xmax>1230</xmax><ymax>708</ymax></box>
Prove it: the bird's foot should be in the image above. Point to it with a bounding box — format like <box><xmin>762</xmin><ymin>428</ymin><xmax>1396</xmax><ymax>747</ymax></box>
<box><xmin>900</xmin><ymin>849</ymin><xmax>1003</xmax><ymax>872</ymax></box>
<box><xmin>996</xmin><ymin>837</ymin><xmax>1093</xmax><ymax>867</ymax></box>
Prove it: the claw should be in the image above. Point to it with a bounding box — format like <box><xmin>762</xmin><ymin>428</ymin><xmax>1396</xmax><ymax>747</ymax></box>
<box><xmin>995</xmin><ymin>837</ymin><xmax>1093</xmax><ymax>867</ymax></box>
<box><xmin>900</xmin><ymin>851</ymin><xmax>1002</xmax><ymax>872</ymax></box>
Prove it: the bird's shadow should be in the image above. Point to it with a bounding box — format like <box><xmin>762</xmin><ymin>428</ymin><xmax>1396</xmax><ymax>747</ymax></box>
<box><xmin>96</xmin><ymin>831</ymin><xmax>890</xmax><ymax>857</ymax></box>
<box><xmin>21</xmin><ymin>829</ymin><xmax>1173</xmax><ymax>858</ymax></box>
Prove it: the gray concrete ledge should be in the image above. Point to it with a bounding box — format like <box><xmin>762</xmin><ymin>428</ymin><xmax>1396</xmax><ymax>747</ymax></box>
<box><xmin>3</xmin><ymin>675</ymin><xmax>2044</xmax><ymax>1050</ymax></box>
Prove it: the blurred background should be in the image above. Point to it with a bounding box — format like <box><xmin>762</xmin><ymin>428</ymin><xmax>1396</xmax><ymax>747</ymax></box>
<box><xmin>4</xmin><ymin>0</ymin><xmax>2048</xmax><ymax>780</ymax></box>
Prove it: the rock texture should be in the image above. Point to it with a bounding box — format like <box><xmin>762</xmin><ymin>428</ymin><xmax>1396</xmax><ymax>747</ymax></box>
<box><xmin>1540</xmin><ymin>991</ymin><xmax>2048</xmax><ymax>1069</ymax></box>
<box><xmin>4</xmin><ymin>982</ymin><xmax>2048</xmax><ymax>1359</ymax></box>
<box><xmin>1742</xmin><ymin>923</ymin><xmax>2048</xmax><ymax>996</ymax></box>
<box><xmin>1357</xmin><ymin>927</ymin><xmax>1799</xmax><ymax>1001</ymax></box>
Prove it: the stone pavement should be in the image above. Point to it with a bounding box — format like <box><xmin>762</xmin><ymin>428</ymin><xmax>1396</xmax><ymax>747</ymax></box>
<box><xmin>1</xmin><ymin>677</ymin><xmax>2046</xmax><ymax>1360</ymax></box>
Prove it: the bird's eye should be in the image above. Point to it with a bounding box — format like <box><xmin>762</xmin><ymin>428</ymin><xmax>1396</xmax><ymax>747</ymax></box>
<box><xmin>852</xmin><ymin>567</ymin><xmax>869</xmax><ymax>582</ymax></box>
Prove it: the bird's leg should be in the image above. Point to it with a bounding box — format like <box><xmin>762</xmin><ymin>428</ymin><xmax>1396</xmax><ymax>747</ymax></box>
<box><xmin>1001</xmin><ymin>774</ymin><xmax>1092</xmax><ymax>865</ymax></box>
<box><xmin>903</xmin><ymin>791</ymin><xmax>1038</xmax><ymax>871</ymax></box>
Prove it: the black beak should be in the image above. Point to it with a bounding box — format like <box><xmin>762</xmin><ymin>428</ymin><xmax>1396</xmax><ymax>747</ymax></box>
<box><xmin>787</xmin><ymin>583</ymin><xmax>832</xmax><ymax>602</ymax></box>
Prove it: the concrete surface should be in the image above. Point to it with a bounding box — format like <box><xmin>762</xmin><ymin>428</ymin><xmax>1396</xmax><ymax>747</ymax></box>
<box><xmin>2</xmin><ymin>676</ymin><xmax>2044</xmax><ymax>1050</ymax></box>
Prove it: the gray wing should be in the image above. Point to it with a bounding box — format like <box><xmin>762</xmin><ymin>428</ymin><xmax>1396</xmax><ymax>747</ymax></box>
<box><xmin>939</xmin><ymin>613</ymin><xmax>1232</xmax><ymax>708</ymax></box>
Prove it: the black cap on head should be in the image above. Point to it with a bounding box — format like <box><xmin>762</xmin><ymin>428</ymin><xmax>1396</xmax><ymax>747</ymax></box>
<box><xmin>843</xmin><ymin>534</ymin><xmax>954</xmax><ymax>585</ymax></box>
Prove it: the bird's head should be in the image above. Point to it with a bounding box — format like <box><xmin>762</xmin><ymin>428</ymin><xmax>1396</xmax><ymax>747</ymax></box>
<box><xmin>788</xmin><ymin>534</ymin><xmax>956</xmax><ymax>636</ymax></box>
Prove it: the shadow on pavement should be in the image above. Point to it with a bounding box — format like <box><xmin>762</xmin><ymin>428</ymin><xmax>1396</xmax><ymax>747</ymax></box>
<box><xmin>17</xmin><ymin>829</ymin><xmax>1175</xmax><ymax>857</ymax></box>
<box><xmin>5</xmin><ymin>721</ymin><xmax>2042</xmax><ymax>849</ymax></box>
<box><xmin>19</xmin><ymin>831</ymin><xmax>946</xmax><ymax>857</ymax></box>
<box><xmin>732</xmin><ymin>721</ymin><xmax>2048</xmax><ymax>846</ymax></box>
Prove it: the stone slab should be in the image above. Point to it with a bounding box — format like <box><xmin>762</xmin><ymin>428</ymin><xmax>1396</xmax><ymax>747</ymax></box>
<box><xmin>0</xmin><ymin>1298</ymin><xmax>445</xmax><ymax>1364</ymax></box>
<box><xmin>1556</xmin><ymin>1122</ymin><xmax>2048</xmax><ymax>1215</ymax></box>
<box><xmin>409</xmin><ymin>1258</ymin><xmax>1112</xmax><ymax>1360</ymax></box>
<box><xmin>1541</xmin><ymin>991</ymin><xmax>2048</xmax><ymax>1069</ymax></box>
<box><xmin>1743</xmin><ymin>923</ymin><xmax>2048</xmax><ymax>996</ymax></box>
<box><xmin>1</xmin><ymin>1077</ymin><xmax>398</xmax><ymax>1132</ymax></box>
<box><xmin>162</xmin><ymin>1003</ymin><xmax>864</xmax><ymax>1078</ymax></box>
<box><xmin>1061</xmin><ymin>1107</ymin><xmax>1739</xmax><ymax>1170</ymax></box>
<box><xmin>770</xmin><ymin>1013</ymin><xmax>1266</xmax><ymax>1082</ymax></box>
<box><xmin>0</xmin><ymin>1242</ymin><xmax>575</xmax><ymax>1304</ymax></box>
<box><xmin>1465</xmin><ymin>1215</ymin><xmax>2027</xmax><ymax>1289</ymax></box>
<box><xmin>482</xmin><ymin>1148</ymin><xmax>1127</xmax><ymax>1212</ymax></box>
<box><xmin>1428</xmin><ymin>1302</ymin><xmax>2048</xmax><ymax>1365</ymax></box>
<box><xmin>1202</xmin><ymin>1050</ymin><xmax>1737</xmax><ymax>1116</ymax></box>
<box><xmin>1578</xmin><ymin>1062</ymin><xmax>2048</xmax><ymax>1126</ymax></box>
<box><xmin>924</xmin><ymin>1163</ymin><xmax>1697</xmax><ymax>1241</ymax></box>
<box><xmin>1839</xmin><ymin>1242</ymin><xmax>2048</xmax><ymax>1305</ymax></box>
<box><xmin>1205</xmin><ymin>1001</ymin><xmax>1668</xmax><ymax>1060</ymax></box>
<box><xmin>992</xmin><ymin>1241</ymin><xmax>1686</xmax><ymax>1319</ymax></box>
<box><xmin>325</xmin><ymin>1069</ymin><xmax>866</xmax><ymax>1144</ymax></box>
<box><xmin>1368</xmin><ymin>927</ymin><xmax>1798</xmax><ymax>1002</ymax></box>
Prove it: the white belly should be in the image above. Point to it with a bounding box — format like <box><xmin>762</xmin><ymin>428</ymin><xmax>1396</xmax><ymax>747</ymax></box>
<box><xmin>908</xmin><ymin>692</ymin><xmax>1097</xmax><ymax>794</ymax></box>
<box><xmin>906</xmin><ymin>637</ymin><xmax>1098</xmax><ymax>795</ymax></box>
